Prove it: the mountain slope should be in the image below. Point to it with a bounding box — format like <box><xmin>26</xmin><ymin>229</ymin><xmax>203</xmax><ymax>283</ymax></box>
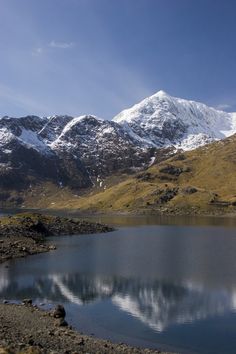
<box><xmin>48</xmin><ymin>134</ymin><xmax>236</xmax><ymax>215</ymax></box>
<box><xmin>0</xmin><ymin>114</ymin><xmax>155</xmax><ymax>201</ymax></box>
<box><xmin>0</xmin><ymin>116</ymin><xmax>92</xmax><ymax>194</ymax></box>
<box><xmin>1</xmin><ymin>91</ymin><xmax>236</xmax><ymax>211</ymax></box>
<box><xmin>48</xmin><ymin>115</ymin><xmax>154</xmax><ymax>179</ymax></box>
<box><xmin>113</xmin><ymin>90</ymin><xmax>236</xmax><ymax>150</ymax></box>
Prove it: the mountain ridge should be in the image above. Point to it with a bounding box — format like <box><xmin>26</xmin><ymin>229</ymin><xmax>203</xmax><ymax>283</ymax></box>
<box><xmin>44</xmin><ymin>133</ymin><xmax>236</xmax><ymax>215</ymax></box>
<box><xmin>113</xmin><ymin>90</ymin><xmax>236</xmax><ymax>150</ymax></box>
<box><xmin>1</xmin><ymin>91</ymin><xmax>236</xmax><ymax>210</ymax></box>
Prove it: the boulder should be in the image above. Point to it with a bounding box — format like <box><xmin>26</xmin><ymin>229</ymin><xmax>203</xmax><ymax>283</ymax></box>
<box><xmin>53</xmin><ymin>304</ymin><xmax>66</xmax><ymax>319</ymax></box>
<box><xmin>22</xmin><ymin>299</ymin><xmax>32</xmax><ymax>305</ymax></box>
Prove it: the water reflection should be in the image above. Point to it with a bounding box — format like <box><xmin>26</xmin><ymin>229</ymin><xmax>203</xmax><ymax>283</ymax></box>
<box><xmin>2</xmin><ymin>222</ymin><xmax>236</xmax><ymax>353</ymax></box>
<box><xmin>1</xmin><ymin>269</ymin><xmax>236</xmax><ymax>332</ymax></box>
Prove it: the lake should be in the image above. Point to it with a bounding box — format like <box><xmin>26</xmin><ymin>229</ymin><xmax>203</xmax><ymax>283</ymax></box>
<box><xmin>1</xmin><ymin>214</ymin><xmax>236</xmax><ymax>353</ymax></box>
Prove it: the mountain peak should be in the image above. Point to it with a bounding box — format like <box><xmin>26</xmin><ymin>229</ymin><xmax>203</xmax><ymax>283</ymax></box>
<box><xmin>153</xmin><ymin>90</ymin><xmax>169</xmax><ymax>97</ymax></box>
<box><xmin>113</xmin><ymin>91</ymin><xmax>236</xmax><ymax>150</ymax></box>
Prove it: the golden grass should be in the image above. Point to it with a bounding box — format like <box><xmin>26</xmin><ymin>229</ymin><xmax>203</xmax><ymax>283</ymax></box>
<box><xmin>7</xmin><ymin>134</ymin><xmax>236</xmax><ymax>215</ymax></box>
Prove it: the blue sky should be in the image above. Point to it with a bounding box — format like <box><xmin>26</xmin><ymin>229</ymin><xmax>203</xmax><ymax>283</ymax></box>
<box><xmin>0</xmin><ymin>0</ymin><xmax>236</xmax><ymax>119</ymax></box>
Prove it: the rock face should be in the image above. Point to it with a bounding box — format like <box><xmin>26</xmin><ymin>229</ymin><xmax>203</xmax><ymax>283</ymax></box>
<box><xmin>47</xmin><ymin>115</ymin><xmax>154</xmax><ymax>178</ymax></box>
<box><xmin>0</xmin><ymin>115</ymin><xmax>91</xmax><ymax>190</ymax></box>
<box><xmin>1</xmin><ymin>91</ymin><xmax>236</xmax><ymax>197</ymax></box>
<box><xmin>0</xmin><ymin>115</ymin><xmax>155</xmax><ymax>194</ymax></box>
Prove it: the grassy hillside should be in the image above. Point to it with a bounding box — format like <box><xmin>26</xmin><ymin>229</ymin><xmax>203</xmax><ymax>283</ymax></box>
<box><xmin>3</xmin><ymin>134</ymin><xmax>236</xmax><ymax>216</ymax></box>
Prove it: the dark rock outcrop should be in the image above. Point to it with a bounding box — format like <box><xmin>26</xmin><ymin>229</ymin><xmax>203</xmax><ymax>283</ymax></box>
<box><xmin>0</xmin><ymin>115</ymin><xmax>159</xmax><ymax>198</ymax></box>
<box><xmin>0</xmin><ymin>213</ymin><xmax>114</xmax><ymax>263</ymax></box>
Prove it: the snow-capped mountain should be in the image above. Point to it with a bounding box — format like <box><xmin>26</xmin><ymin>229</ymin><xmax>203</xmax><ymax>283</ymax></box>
<box><xmin>0</xmin><ymin>114</ymin><xmax>153</xmax><ymax>194</ymax></box>
<box><xmin>113</xmin><ymin>90</ymin><xmax>236</xmax><ymax>150</ymax></box>
<box><xmin>47</xmin><ymin>115</ymin><xmax>152</xmax><ymax>178</ymax></box>
<box><xmin>0</xmin><ymin>115</ymin><xmax>91</xmax><ymax>191</ymax></box>
<box><xmin>1</xmin><ymin>91</ymin><xmax>236</xmax><ymax>197</ymax></box>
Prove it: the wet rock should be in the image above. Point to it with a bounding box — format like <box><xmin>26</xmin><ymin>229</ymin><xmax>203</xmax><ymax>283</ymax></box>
<box><xmin>53</xmin><ymin>304</ymin><xmax>66</xmax><ymax>319</ymax></box>
<box><xmin>22</xmin><ymin>299</ymin><xmax>32</xmax><ymax>306</ymax></box>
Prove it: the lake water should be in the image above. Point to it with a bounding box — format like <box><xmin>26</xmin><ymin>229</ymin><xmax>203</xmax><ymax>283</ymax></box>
<box><xmin>1</xmin><ymin>215</ymin><xmax>236</xmax><ymax>353</ymax></box>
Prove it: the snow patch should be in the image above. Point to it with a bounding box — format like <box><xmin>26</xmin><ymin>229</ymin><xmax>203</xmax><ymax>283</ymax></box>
<box><xmin>0</xmin><ymin>128</ymin><xmax>15</xmax><ymax>146</ymax></box>
<box><xmin>149</xmin><ymin>156</ymin><xmax>156</xmax><ymax>166</ymax></box>
<box><xmin>18</xmin><ymin>129</ymin><xmax>48</xmax><ymax>153</ymax></box>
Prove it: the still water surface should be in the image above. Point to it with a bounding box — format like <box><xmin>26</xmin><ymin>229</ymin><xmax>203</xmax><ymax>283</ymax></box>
<box><xmin>1</xmin><ymin>215</ymin><xmax>236</xmax><ymax>353</ymax></box>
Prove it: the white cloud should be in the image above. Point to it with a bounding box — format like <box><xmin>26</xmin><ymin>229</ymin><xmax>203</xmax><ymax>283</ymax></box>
<box><xmin>32</xmin><ymin>47</ymin><xmax>43</xmax><ymax>56</ymax></box>
<box><xmin>49</xmin><ymin>40</ymin><xmax>75</xmax><ymax>49</ymax></box>
<box><xmin>216</xmin><ymin>103</ymin><xmax>232</xmax><ymax>111</ymax></box>
<box><xmin>31</xmin><ymin>40</ymin><xmax>75</xmax><ymax>57</ymax></box>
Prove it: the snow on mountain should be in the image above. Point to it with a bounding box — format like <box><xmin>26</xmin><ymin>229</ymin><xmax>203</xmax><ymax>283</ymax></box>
<box><xmin>1</xmin><ymin>91</ymin><xmax>236</xmax><ymax>194</ymax></box>
<box><xmin>0</xmin><ymin>115</ymin><xmax>50</xmax><ymax>154</ymax></box>
<box><xmin>0</xmin><ymin>128</ymin><xmax>15</xmax><ymax>147</ymax></box>
<box><xmin>113</xmin><ymin>90</ymin><xmax>236</xmax><ymax>150</ymax></box>
<box><xmin>18</xmin><ymin>128</ymin><xmax>49</xmax><ymax>153</ymax></box>
<box><xmin>38</xmin><ymin>115</ymin><xmax>73</xmax><ymax>143</ymax></box>
<box><xmin>0</xmin><ymin>115</ymin><xmax>91</xmax><ymax>190</ymax></box>
<box><xmin>50</xmin><ymin>114</ymin><xmax>152</xmax><ymax>179</ymax></box>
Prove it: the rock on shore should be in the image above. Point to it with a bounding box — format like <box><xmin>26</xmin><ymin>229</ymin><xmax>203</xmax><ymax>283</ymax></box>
<box><xmin>0</xmin><ymin>213</ymin><xmax>114</xmax><ymax>263</ymax></box>
<box><xmin>0</xmin><ymin>303</ymin><xmax>173</xmax><ymax>354</ymax></box>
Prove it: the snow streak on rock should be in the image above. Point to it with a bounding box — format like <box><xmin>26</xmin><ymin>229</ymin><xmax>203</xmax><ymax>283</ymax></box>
<box><xmin>1</xmin><ymin>91</ymin><xmax>236</xmax><ymax>191</ymax></box>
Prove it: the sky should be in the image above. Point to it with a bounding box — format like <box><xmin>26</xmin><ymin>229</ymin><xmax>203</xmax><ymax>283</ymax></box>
<box><xmin>0</xmin><ymin>0</ymin><xmax>236</xmax><ymax>119</ymax></box>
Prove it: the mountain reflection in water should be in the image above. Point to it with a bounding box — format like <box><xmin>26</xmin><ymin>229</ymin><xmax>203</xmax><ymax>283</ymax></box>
<box><xmin>0</xmin><ymin>269</ymin><xmax>235</xmax><ymax>332</ymax></box>
<box><xmin>2</xmin><ymin>222</ymin><xmax>236</xmax><ymax>354</ymax></box>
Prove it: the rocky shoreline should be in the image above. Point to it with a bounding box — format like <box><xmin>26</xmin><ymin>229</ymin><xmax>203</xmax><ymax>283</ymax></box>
<box><xmin>0</xmin><ymin>212</ymin><xmax>114</xmax><ymax>263</ymax></box>
<box><xmin>0</xmin><ymin>303</ymin><xmax>173</xmax><ymax>354</ymax></box>
<box><xmin>0</xmin><ymin>213</ymin><xmax>174</xmax><ymax>354</ymax></box>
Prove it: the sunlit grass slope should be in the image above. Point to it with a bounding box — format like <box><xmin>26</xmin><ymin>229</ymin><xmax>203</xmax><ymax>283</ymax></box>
<box><xmin>27</xmin><ymin>134</ymin><xmax>236</xmax><ymax>215</ymax></box>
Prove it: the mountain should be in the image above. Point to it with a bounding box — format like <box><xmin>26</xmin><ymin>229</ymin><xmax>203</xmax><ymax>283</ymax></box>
<box><xmin>1</xmin><ymin>91</ymin><xmax>236</xmax><ymax>209</ymax></box>
<box><xmin>0</xmin><ymin>115</ymin><xmax>91</xmax><ymax>194</ymax></box>
<box><xmin>45</xmin><ymin>115</ymin><xmax>153</xmax><ymax>178</ymax></box>
<box><xmin>113</xmin><ymin>90</ymin><xmax>236</xmax><ymax>150</ymax></box>
<box><xmin>52</xmin><ymin>133</ymin><xmax>236</xmax><ymax>215</ymax></box>
<box><xmin>0</xmin><ymin>114</ymin><xmax>154</xmax><ymax>203</ymax></box>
